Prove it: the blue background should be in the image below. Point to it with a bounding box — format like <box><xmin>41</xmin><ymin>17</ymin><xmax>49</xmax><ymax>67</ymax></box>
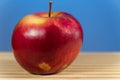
<box><xmin>0</xmin><ymin>0</ymin><xmax>120</xmax><ymax>52</ymax></box>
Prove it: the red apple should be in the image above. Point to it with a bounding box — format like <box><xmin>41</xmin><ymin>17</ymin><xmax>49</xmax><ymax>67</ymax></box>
<box><xmin>12</xmin><ymin>2</ymin><xmax>83</xmax><ymax>75</ymax></box>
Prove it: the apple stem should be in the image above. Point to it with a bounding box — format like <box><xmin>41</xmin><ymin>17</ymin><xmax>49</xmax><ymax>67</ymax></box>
<box><xmin>49</xmin><ymin>0</ymin><xmax>52</xmax><ymax>17</ymax></box>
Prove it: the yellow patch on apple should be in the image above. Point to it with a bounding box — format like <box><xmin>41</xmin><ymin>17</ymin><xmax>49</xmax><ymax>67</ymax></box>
<box><xmin>51</xmin><ymin>12</ymin><xmax>59</xmax><ymax>17</ymax></box>
<box><xmin>39</xmin><ymin>62</ymin><xmax>51</xmax><ymax>72</ymax></box>
<box><xmin>20</xmin><ymin>15</ymin><xmax>47</xmax><ymax>25</ymax></box>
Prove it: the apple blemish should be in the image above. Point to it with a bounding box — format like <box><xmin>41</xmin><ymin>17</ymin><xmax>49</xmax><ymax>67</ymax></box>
<box><xmin>39</xmin><ymin>62</ymin><xmax>51</xmax><ymax>72</ymax></box>
<box><xmin>63</xmin><ymin>64</ymin><xmax>68</xmax><ymax>69</ymax></box>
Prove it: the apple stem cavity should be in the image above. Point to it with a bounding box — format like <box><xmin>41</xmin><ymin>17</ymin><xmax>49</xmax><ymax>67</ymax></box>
<box><xmin>49</xmin><ymin>0</ymin><xmax>52</xmax><ymax>17</ymax></box>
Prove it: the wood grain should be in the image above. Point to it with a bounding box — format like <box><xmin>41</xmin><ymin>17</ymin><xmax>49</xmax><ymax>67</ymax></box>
<box><xmin>0</xmin><ymin>52</ymin><xmax>120</xmax><ymax>80</ymax></box>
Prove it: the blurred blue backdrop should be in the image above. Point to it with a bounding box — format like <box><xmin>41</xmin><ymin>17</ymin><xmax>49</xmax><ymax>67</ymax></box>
<box><xmin>0</xmin><ymin>0</ymin><xmax>120</xmax><ymax>52</ymax></box>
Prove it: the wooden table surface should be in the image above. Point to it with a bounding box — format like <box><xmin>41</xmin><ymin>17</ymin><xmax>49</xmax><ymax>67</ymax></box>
<box><xmin>1</xmin><ymin>52</ymin><xmax>120</xmax><ymax>80</ymax></box>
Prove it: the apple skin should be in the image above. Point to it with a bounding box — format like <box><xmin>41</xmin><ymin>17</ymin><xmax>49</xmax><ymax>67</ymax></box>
<box><xmin>12</xmin><ymin>12</ymin><xmax>83</xmax><ymax>75</ymax></box>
